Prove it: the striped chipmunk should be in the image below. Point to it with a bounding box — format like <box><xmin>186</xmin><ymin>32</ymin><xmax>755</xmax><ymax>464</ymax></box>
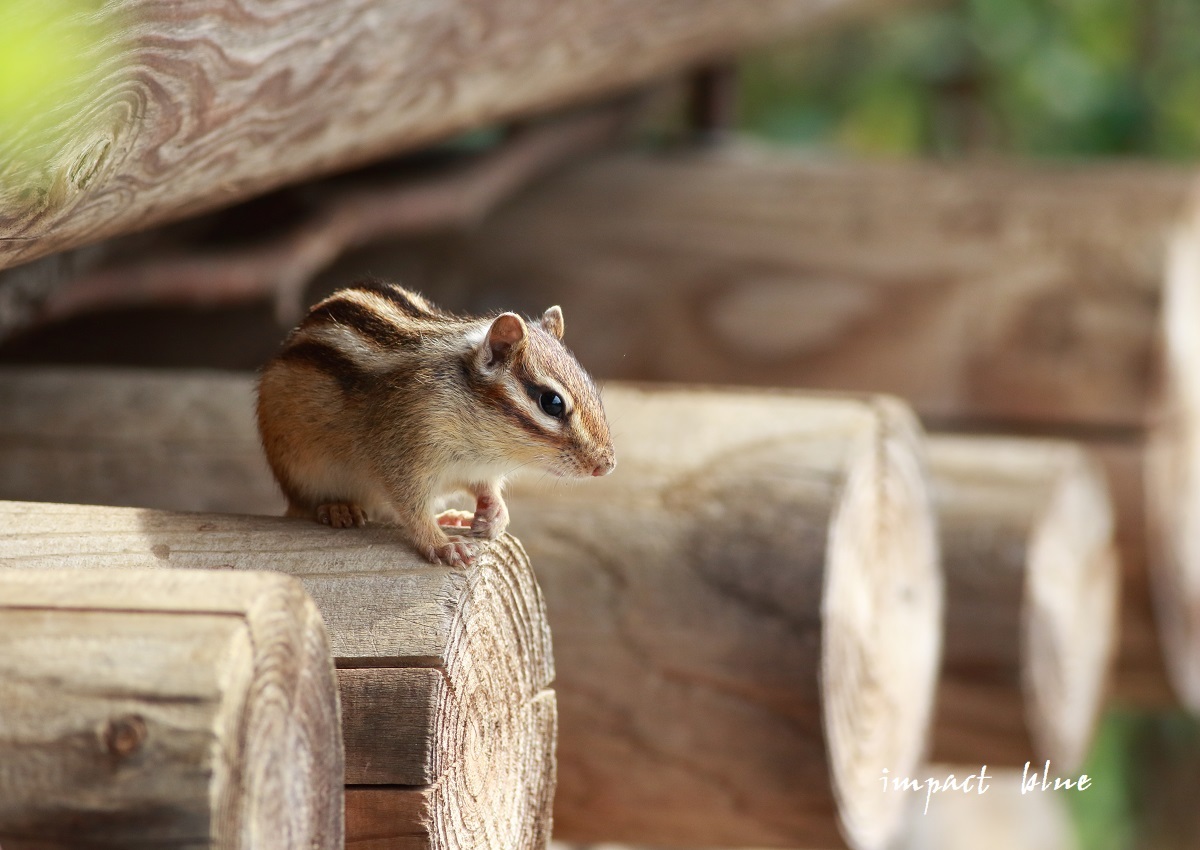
<box><xmin>256</xmin><ymin>279</ymin><xmax>616</xmax><ymax>566</ymax></box>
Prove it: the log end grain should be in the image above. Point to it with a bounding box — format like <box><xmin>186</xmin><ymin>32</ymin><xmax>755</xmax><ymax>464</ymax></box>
<box><xmin>823</xmin><ymin>397</ymin><xmax>942</xmax><ymax>850</ymax></box>
<box><xmin>1023</xmin><ymin>445</ymin><xmax>1119</xmax><ymax>771</ymax></box>
<box><xmin>427</xmin><ymin>534</ymin><xmax>558</xmax><ymax>849</ymax></box>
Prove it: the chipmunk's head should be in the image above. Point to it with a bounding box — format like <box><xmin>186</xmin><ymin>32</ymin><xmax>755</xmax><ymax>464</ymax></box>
<box><xmin>468</xmin><ymin>305</ymin><xmax>615</xmax><ymax>479</ymax></box>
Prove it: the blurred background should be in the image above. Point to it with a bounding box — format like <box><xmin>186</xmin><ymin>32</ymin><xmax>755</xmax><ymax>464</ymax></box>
<box><xmin>739</xmin><ymin>0</ymin><xmax>1200</xmax><ymax>160</ymax></box>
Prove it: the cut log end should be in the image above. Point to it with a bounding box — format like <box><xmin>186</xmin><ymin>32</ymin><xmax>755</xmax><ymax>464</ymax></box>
<box><xmin>429</xmin><ymin>534</ymin><xmax>558</xmax><ymax>849</ymax></box>
<box><xmin>823</xmin><ymin>398</ymin><xmax>942</xmax><ymax>850</ymax></box>
<box><xmin>930</xmin><ymin>436</ymin><xmax>1119</xmax><ymax>771</ymax></box>
<box><xmin>1023</xmin><ymin>446</ymin><xmax>1119</xmax><ymax>770</ymax></box>
<box><xmin>233</xmin><ymin>573</ymin><xmax>346</xmax><ymax>850</ymax></box>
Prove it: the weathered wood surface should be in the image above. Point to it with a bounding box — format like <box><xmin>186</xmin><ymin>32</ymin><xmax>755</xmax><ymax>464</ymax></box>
<box><xmin>927</xmin><ymin>436</ymin><xmax>1118</xmax><ymax>771</ymax></box>
<box><xmin>438</xmin><ymin>147</ymin><xmax>1190</xmax><ymax>429</ymax></box>
<box><xmin>0</xmin><ymin>500</ymin><xmax>556</xmax><ymax>850</ymax></box>
<box><xmin>0</xmin><ymin>0</ymin><xmax>898</xmax><ymax>272</ymax></box>
<box><xmin>0</xmin><ymin>568</ymin><xmax>342</xmax><ymax>850</ymax></box>
<box><xmin>0</xmin><ymin>369</ymin><xmax>941</xmax><ymax>850</ymax></box>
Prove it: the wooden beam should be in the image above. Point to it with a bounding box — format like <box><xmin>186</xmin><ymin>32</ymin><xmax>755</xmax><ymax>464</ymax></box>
<box><xmin>0</xmin><ymin>369</ymin><xmax>942</xmax><ymax>850</ymax></box>
<box><xmin>0</xmin><ymin>499</ymin><xmax>556</xmax><ymax>850</ymax></box>
<box><xmin>442</xmin><ymin>148</ymin><xmax>1191</xmax><ymax>429</ymax></box>
<box><xmin>0</xmin><ymin>568</ymin><xmax>342</xmax><ymax>850</ymax></box>
<box><xmin>0</xmin><ymin>0</ymin><xmax>895</xmax><ymax>272</ymax></box>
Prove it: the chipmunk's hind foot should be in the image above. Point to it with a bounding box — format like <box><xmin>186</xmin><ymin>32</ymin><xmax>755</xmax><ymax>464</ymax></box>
<box><xmin>315</xmin><ymin>502</ymin><xmax>367</xmax><ymax>528</ymax></box>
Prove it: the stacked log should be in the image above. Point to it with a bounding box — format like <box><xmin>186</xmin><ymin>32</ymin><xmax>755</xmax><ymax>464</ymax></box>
<box><xmin>0</xmin><ymin>369</ymin><xmax>943</xmax><ymax>850</ymax></box>
<box><xmin>927</xmin><ymin>435</ymin><xmax>1119</xmax><ymax>770</ymax></box>
<box><xmin>431</xmin><ymin>147</ymin><xmax>1190</xmax><ymax>708</ymax></box>
<box><xmin>0</xmin><ymin>0</ymin><xmax>906</xmax><ymax>273</ymax></box>
<box><xmin>0</xmin><ymin>499</ymin><xmax>556</xmax><ymax>850</ymax></box>
<box><xmin>0</xmin><ymin>568</ymin><xmax>342</xmax><ymax>850</ymax></box>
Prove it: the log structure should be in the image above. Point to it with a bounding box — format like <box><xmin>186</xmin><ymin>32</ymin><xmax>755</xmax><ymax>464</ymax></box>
<box><xmin>0</xmin><ymin>369</ymin><xmax>943</xmax><ymax>850</ymax></box>
<box><xmin>0</xmin><ymin>567</ymin><xmax>342</xmax><ymax>850</ymax></box>
<box><xmin>424</xmin><ymin>147</ymin><xmax>1187</xmax><ymax>708</ymax></box>
<box><xmin>0</xmin><ymin>0</ymin><xmax>903</xmax><ymax>273</ymax></box>
<box><xmin>0</xmin><ymin>499</ymin><xmax>556</xmax><ymax>850</ymax></box>
<box><xmin>927</xmin><ymin>435</ymin><xmax>1119</xmax><ymax>770</ymax></box>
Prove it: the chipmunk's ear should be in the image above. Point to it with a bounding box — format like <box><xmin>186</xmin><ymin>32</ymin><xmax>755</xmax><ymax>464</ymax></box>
<box><xmin>482</xmin><ymin>312</ymin><xmax>527</xmax><ymax>367</ymax></box>
<box><xmin>540</xmin><ymin>305</ymin><xmax>564</xmax><ymax>340</ymax></box>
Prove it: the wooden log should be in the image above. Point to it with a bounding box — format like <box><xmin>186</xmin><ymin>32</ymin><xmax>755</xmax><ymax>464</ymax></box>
<box><xmin>0</xmin><ymin>369</ymin><xmax>941</xmax><ymax>850</ymax></box>
<box><xmin>926</xmin><ymin>436</ymin><xmax>1119</xmax><ymax>771</ymax></box>
<box><xmin>0</xmin><ymin>567</ymin><xmax>342</xmax><ymax>850</ymax></box>
<box><xmin>501</xmin><ymin>384</ymin><xmax>943</xmax><ymax>850</ymax></box>
<box><xmin>0</xmin><ymin>0</ymin><xmax>901</xmax><ymax>272</ymax></box>
<box><xmin>438</xmin><ymin>147</ymin><xmax>1190</xmax><ymax>429</ymax></box>
<box><xmin>0</xmin><ymin>500</ymin><xmax>556</xmax><ymax>850</ymax></box>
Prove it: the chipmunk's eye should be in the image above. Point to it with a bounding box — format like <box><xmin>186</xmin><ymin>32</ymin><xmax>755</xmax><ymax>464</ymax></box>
<box><xmin>539</xmin><ymin>390</ymin><xmax>565</xmax><ymax>418</ymax></box>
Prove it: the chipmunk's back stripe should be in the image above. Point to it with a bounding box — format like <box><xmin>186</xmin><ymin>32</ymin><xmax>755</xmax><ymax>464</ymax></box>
<box><xmin>303</xmin><ymin>297</ymin><xmax>411</xmax><ymax>349</ymax></box>
<box><xmin>350</xmin><ymin>280</ymin><xmax>438</xmax><ymax>318</ymax></box>
<box><xmin>279</xmin><ymin>340</ymin><xmax>369</xmax><ymax>393</ymax></box>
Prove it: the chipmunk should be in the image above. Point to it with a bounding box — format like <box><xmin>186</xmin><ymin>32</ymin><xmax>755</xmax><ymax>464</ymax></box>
<box><xmin>256</xmin><ymin>279</ymin><xmax>616</xmax><ymax>566</ymax></box>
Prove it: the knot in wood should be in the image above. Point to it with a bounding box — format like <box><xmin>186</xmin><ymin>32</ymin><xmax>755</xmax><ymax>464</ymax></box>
<box><xmin>101</xmin><ymin>714</ymin><xmax>147</xmax><ymax>757</ymax></box>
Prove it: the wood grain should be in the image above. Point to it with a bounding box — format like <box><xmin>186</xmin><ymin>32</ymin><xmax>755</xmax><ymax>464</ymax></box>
<box><xmin>0</xmin><ymin>501</ymin><xmax>556</xmax><ymax>850</ymax></box>
<box><xmin>927</xmin><ymin>435</ymin><xmax>1119</xmax><ymax>771</ymax></box>
<box><xmin>0</xmin><ymin>568</ymin><xmax>342</xmax><ymax>850</ymax></box>
<box><xmin>0</xmin><ymin>369</ymin><xmax>941</xmax><ymax>850</ymax></box>
<box><xmin>439</xmin><ymin>147</ymin><xmax>1191</xmax><ymax>429</ymax></box>
<box><xmin>0</xmin><ymin>0</ymin><xmax>896</xmax><ymax>272</ymax></box>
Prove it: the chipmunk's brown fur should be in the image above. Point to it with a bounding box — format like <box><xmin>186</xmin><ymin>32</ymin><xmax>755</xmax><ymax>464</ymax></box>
<box><xmin>256</xmin><ymin>279</ymin><xmax>615</xmax><ymax>565</ymax></box>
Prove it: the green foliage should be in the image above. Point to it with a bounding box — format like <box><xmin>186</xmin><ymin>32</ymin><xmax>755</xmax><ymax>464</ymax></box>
<box><xmin>0</xmin><ymin>0</ymin><xmax>121</xmax><ymax>174</ymax></box>
<box><xmin>1070</xmin><ymin>709</ymin><xmax>1200</xmax><ymax>850</ymax></box>
<box><xmin>740</xmin><ymin>0</ymin><xmax>1200</xmax><ymax>159</ymax></box>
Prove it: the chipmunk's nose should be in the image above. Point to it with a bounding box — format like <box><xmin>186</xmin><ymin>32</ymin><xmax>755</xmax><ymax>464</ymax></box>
<box><xmin>592</xmin><ymin>456</ymin><xmax>616</xmax><ymax>476</ymax></box>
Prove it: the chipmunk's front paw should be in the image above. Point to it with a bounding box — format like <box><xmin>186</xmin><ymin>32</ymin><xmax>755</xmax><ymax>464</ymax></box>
<box><xmin>424</xmin><ymin>537</ymin><xmax>477</xmax><ymax>567</ymax></box>
<box><xmin>470</xmin><ymin>493</ymin><xmax>509</xmax><ymax>540</ymax></box>
<box><xmin>317</xmin><ymin>503</ymin><xmax>366</xmax><ymax>528</ymax></box>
